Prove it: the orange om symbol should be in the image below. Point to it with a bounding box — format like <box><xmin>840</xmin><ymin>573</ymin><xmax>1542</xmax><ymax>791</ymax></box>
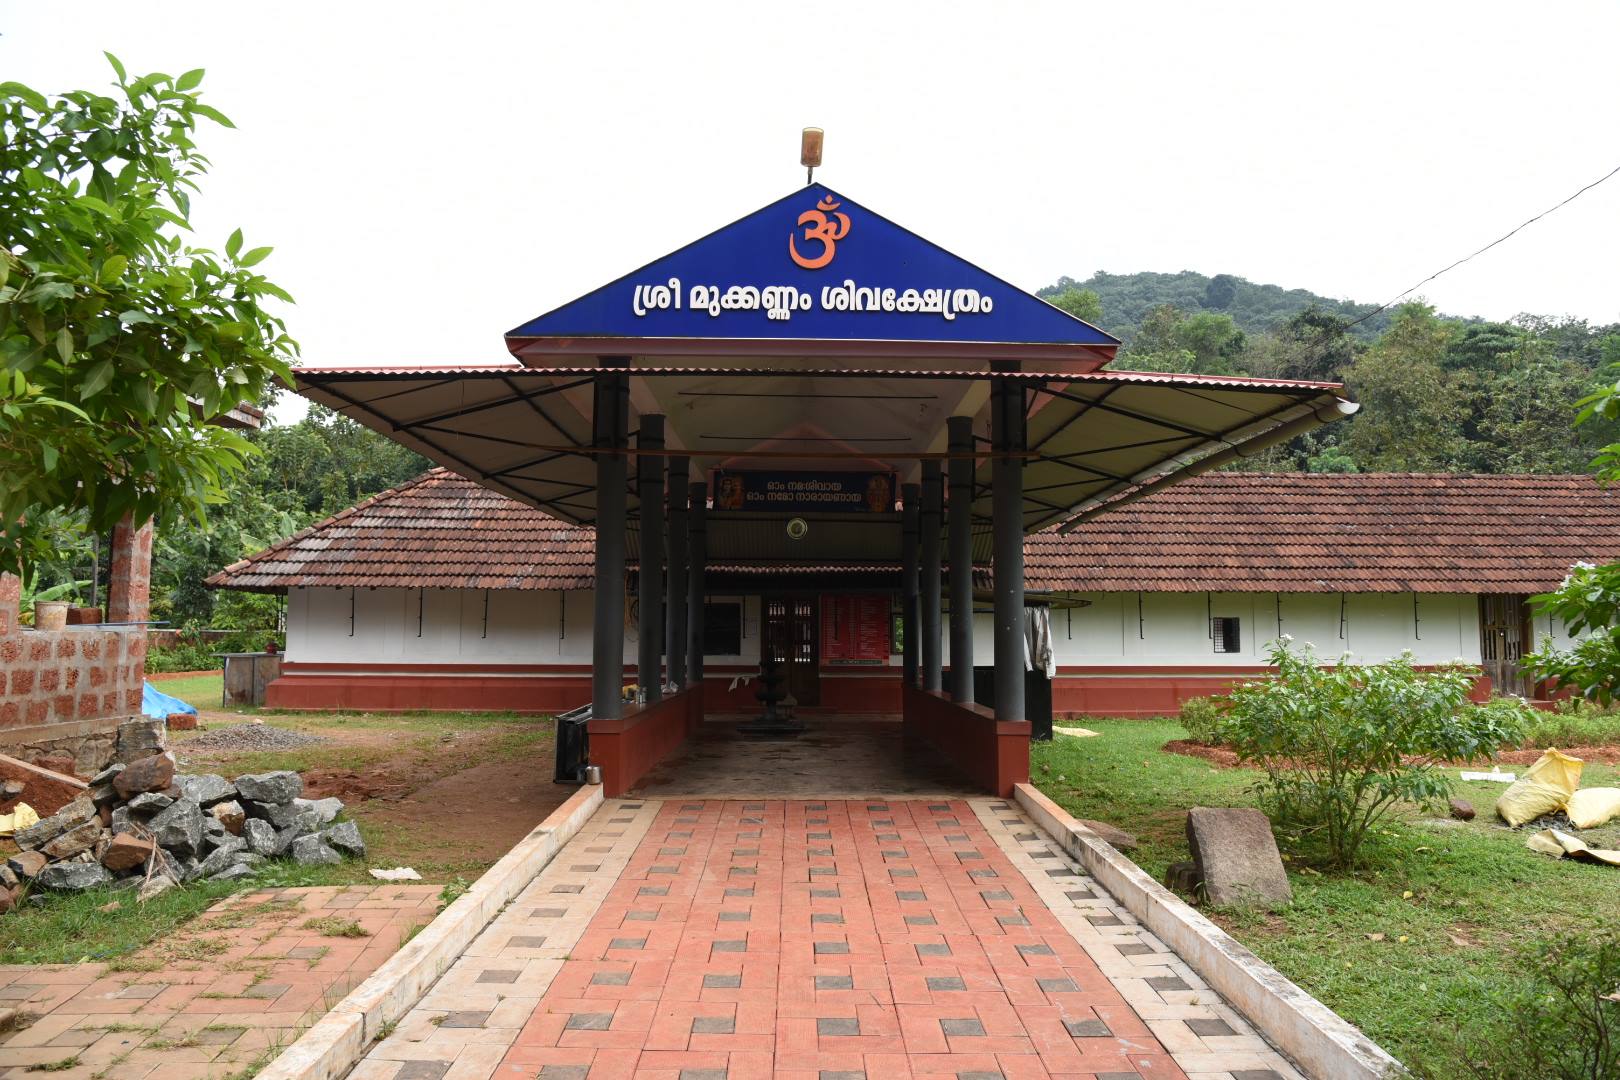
<box><xmin>789</xmin><ymin>196</ymin><xmax>851</xmax><ymax>270</ymax></box>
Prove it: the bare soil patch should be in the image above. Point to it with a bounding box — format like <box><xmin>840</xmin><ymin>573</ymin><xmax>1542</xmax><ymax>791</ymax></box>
<box><xmin>176</xmin><ymin>715</ymin><xmax>566</xmax><ymax>878</ymax></box>
<box><xmin>1163</xmin><ymin>739</ymin><xmax>1241</xmax><ymax>767</ymax></box>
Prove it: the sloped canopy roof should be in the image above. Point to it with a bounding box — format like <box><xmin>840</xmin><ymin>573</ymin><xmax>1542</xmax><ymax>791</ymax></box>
<box><xmin>211</xmin><ymin>469</ymin><xmax>1620</xmax><ymax>596</ymax></box>
<box><xmin>292</xmin><ymin>365</ymin><xmax>1354</xmax><ymax>561</ymax></box>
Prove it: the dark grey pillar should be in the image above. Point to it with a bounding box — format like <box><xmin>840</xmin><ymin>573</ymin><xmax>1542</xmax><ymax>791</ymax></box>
<box><xmin>591</xmin><ymin>369</ymin><xmax>630</xmax><ymax>721</ymax></box>
<box><xmin>991</xmin><ymin>378</ymin><xmax>1026</xmax><ymax>722</ymax></box>
<box><xmin>901</xmin><ymin>482</ymin><xmax>920</xmax><ymax>688</ymax></box>
<box><xmin>665</xmin><ymin>455</ymin><xmax>689</xmax><ymax>692</ymax></box>
<box><xmin>636</xmin><ymin>415</ymin><xmax>664</xmax><ymax>704</ymax></box>
<box><xmin>920</xmin><ymin>460</ymin><xmax>943</xmax><ymax>692</ymax></box>
<box><xmin>686</xmin><ymin>479</ymin><xmax>707</xmax><ymax>688</ymax></box>
<box><xmin>947</xmin><ymin>416</ymin><xmax>975</xmax><ymax>704</ymax></box>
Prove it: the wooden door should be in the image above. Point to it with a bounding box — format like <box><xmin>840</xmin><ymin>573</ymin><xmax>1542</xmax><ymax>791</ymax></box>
<box><xmin>764</xmin><ymin>595</ymin><xmax>820</xmax><ymax>706</ymax></box>
<box><xmin>1479</xmin><ymin>595</ymin><xmax>1529</xmax><ymax>697</ymax></box>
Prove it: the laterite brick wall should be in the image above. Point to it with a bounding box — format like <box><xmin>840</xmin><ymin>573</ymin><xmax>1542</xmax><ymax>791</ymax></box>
<box><xmin>0</xmin><ymin>517</ymin><xmax>153</xmax><ymax>774</ymax></box>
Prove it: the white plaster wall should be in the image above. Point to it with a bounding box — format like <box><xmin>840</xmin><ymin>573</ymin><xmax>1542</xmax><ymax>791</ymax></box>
<box><xmin>1046</xmin><ymin>592</ymin><xmax>1486</xmax><ymax>667</ymax></box>
<box><xmin>288</xmin><ymin>587</ymin><xmax>1518</xmax><ymax>671</ymax></box>
<box><xmin>284</xmin><ymin>587</ymin><xmax>761</xmax><ymax>667</ymax></box>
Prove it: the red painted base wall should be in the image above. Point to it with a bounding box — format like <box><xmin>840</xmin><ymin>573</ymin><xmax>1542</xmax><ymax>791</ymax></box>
<box><xmin>263</xmin><ymin>663</ymin><xmax>1507</xmax><ymax>720</ymax></box>
<box><xmin>588</xmin><ymin>686</ymin><xmax>701</xmax><ymax>796</ymax></box>
<box><xmin>902</xmin><ymin>685</ymin><xmax>1030</xmax><ymax>797</ymax></box>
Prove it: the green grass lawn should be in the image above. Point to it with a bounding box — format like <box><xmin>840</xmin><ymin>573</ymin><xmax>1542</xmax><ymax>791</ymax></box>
<box><xmin>150</xmin><ymin>671</ymin><xmax>230</xmax><ymax>713</ymax></box>
<box><xmin>1032</xmin><ymin>720</ymin><xmax>1620</xmax><ymax>1077</ymax></box>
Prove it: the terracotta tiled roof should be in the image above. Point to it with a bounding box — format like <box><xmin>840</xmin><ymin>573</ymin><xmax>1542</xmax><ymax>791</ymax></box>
<box><xmin>1026</xmin><ymin>472</ymin><xmax>1620</xmax><ymax>593</ymax></box>
<box><xmin>206</xmin><ymin>469</ymin><xmax>595</xmax><ymax>592</ymax></box>
<box><xmin>210</xmin><ymin>469</ymin><xmax>1620</xmax><ymax>595</ymax></box>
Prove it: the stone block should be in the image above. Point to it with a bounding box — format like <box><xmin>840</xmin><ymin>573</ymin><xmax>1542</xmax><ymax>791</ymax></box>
<box><xmin>113</xmin><ymin>752</ymin><xmax>175</xmax><ymax>799</ymax></box>
<box><xmin>36</xmin><ymin>861</ymin><xmax>112</xmax><ymax>891</ymax></box>
<box><xmin>211</xmin><ymin>800</ymin><xmax>246</xmax><ymax>835</ymax></box>
<box><xmin>288</xmin><ymin>835</ymin><xmax>342</xmax><ymax>866</ymax></box>
<box><xmin>14</xmin><ymin>795</ymin><xmax>96</xmax><ymax>850</ymax></box>
<box><xmin>1185</xmin><ymin>806</ymin><xmax>1293</xmax><ymax>908</ymax></box>
<box><xmin>7</xmin><ymin>851</ymin><xmax>47</xmax><ymax>880</ymax></box>
<box><xmin>102</xmin><ymin>833</ymin><xmax>156</xmax><ymax>873</ymax></box>
<box><xmin>322</xmin><ymin>820</ymin><xmax>365</xmax><ymax>858</ymax></box>
<box><xmin>41</xmin><ymin>819</ymin><xmax>104</xmax><ymax>861</ymax></box>
<box><xmin>178</xmin><ymin>774</ymin><xmax>236</xmax><ymax>806</ymax></box>
<box><xmin>242</xmin><ymin>817</ymin><xmax>279</xmax><ymax>857</ymax></box>
<box><xmin>147</xmin><ymin>798</ymin><xmax>204</xmax><ymax>859</ymax></box>
<box><xmin>235</xmin><ymin>771</ymin><xmax>302</xmax><ymax>805</ymax></box>
<box><xmin>115</xmin><ymin>717</ymin><xmax>166</xmax><ymax>762</ymax></box>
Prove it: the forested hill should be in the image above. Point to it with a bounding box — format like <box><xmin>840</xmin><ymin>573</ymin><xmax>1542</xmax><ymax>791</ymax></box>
<box><xmin>1038</xmin><ymin>270</ymin><xmax>1398</xmax><ymax>344</ymax></box>
<box><xmin>1029</xmin><ymin>268</ymin><xmax>1620</xmax><ymax>481</ymax></box>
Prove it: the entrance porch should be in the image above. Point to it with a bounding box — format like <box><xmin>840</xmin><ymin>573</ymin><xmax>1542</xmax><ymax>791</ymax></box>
<box><xmin>289</xmin><ymin>184</ymin><xmax>1356</xmax><ymax>797</ymax></box>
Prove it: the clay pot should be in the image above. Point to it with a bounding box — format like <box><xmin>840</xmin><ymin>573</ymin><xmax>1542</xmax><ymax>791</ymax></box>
<box><xmin>33</xmin><ymin>601</ymin><xmax>69</xmax><ymax>631</ymax></box>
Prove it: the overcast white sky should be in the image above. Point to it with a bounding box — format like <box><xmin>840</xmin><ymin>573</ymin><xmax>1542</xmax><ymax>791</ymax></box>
<box><xmin>6</xmin><ymin>1</ymin><xmax>1618</xmax><ymax>423</ymax></box>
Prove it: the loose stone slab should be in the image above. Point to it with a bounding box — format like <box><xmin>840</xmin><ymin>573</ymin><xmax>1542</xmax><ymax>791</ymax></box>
<box><xmin>1185</xmin><ymin>806</ymin><xmax>1293</xmax><ymax>907</ymax></box>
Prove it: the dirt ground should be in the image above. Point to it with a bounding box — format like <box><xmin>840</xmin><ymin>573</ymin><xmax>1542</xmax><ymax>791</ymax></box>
<box><xmin>174</xmin><ymin>710</ymin><xmax>569</xmax><ymax>879</ymax></box>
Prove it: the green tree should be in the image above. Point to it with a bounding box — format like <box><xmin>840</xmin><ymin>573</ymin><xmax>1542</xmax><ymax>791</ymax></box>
<box><xmin>0</xmin><ymin>56</ymin><xmax>296</xmax><ymax>579</ymax></box>
<box><xmin>1343</xmin><ymin>303</ymin><xmax>1467</xmax><ymax>470</ymax></box>
<box><xmin>1047</xmin><ymin>285</ymin><xmax>1103</xmax><ymax>325</ymax></box>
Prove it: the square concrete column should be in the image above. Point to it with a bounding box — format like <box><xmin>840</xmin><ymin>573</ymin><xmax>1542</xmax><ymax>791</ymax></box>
<box><xmin>591</xmin><ymin>369</ymin><xmax>630</xmax><ymax>721</ymax></box>
<box><xmin>991</xmin><ymin>378</ymin><xmax>1026</xmax><ymax>722</ymax></box>
<box><xmin>665</xmin><ymin>455</ymin><xmax>689</xmax><ymax>691</ymax></box>
<box><xmin>686</xmin><ymin>479</ymin><xmax>707</xmax><ymax>688</ymax></box>
<box><xmin>947</xmin><ymin>416</ymin><xmax>975</xmax><ymax>704</ymax></box>
<box><xmin>901</xmin><ymin>482</ymin><xmax>920</xmax><ymax>688</ymax></box>
<box><xmin>636</xmin><ymin>415</ymin><xmax>664</xmax><ymax>704</ymax></box>
<box><xmin>920</xmin><ymin>460</ymin><xmax>943</xmax><ymax>692</ymax></box>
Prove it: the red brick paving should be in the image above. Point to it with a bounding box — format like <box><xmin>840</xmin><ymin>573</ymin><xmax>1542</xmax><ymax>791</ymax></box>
<box><xmin>497</xmin><ymin>800</ymin><xmax>1188</xmax><ymax>1080</ymax></box>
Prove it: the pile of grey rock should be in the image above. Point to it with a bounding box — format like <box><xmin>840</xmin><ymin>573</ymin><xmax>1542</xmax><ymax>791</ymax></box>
<box><xmin>3</xmin><ymin>753</ymin><xmax>365</xmax><ymax>906</ymax></box>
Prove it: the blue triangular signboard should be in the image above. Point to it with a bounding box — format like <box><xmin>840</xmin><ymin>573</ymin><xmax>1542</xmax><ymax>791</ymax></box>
<box><xmin>506</xmin><ymin>184</ymin><xmax>1116</xmax><ymax>347</ymax></box>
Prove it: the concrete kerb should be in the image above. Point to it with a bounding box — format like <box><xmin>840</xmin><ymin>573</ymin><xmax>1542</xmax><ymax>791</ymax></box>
<box><xmin>1013</xmin><ymin>783</ymin><xmax>1404</xmax><ymax>1080</ymax></box>
<box><xmin>255</xmin><ymin>782</ymin><xmax>604</xmax><ymax>1080</ymax></box>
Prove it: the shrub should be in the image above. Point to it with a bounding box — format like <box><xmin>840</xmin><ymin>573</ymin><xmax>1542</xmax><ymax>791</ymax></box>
<box><xmin>1220</xmin><ymin>640</ymin><xmax>1531</xmax><ymax>869</ymax></box>
<box><xmin>1177</xmin><ymin>696</ymin><xmax>1227</xmax><ymax>744</ymax></box>
<box><xmin>1420</xmin><ymin>929</ymin><xmax>1620</xmax><ymax>1080</ymax></box>
<box><xmin>1522</xmin><ymin>697</ymin><xmax>1620</xmax><ymax>749</ymax></box>
<box><xmin>144</xmin><ymin>641</ymin><xmax>220</xmax><ymax>674</ymax></box>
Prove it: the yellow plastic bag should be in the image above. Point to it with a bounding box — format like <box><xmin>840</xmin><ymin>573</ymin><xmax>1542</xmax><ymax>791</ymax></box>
<box><xmin>1566</xmin><ymin>787</ymin><xmax>1620</xmax><ymax>829</ymax></box>
<box><xmin>1495</xmin><ymin>749</ymin><xmax>1584</xmax><ymax>827</ymax></box>
<box><xmin>0</xmin><ymin>801</ymin><xmax>39</xmax><ymax>837</ymax></box>
<box><xmin>1526</xmin><ymin>828</ymin><xmax>1620</xmax><ymax>867</ymax></box>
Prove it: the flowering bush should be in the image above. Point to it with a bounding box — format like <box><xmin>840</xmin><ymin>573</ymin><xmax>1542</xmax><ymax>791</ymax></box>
<box><xmin>1526</xmin><ymin>561</ymin><xmax>1620</xmax><ymax>705</ymax></box>
<box><xmin>1221</xmin><ymin>640</ymin><xmax>1531</xmax><ymax>869</ymax></box>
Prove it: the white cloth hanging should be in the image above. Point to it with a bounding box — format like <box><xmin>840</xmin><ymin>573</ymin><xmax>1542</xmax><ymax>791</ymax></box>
<box><xmin>1024</xmin><ymin>605</ymin><xmax>1056</xmax><ymax>678</ymax></box>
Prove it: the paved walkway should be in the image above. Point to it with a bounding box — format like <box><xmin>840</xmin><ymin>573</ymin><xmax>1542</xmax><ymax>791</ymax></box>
<box><xmin>357</xmin><ymin>800</ymin><xmax>1304</xmax><ymax>1080</ymax></box>
<box><xmin>633</xmin><ymin>718</ymin><xmax>977</xmax><ymax>800</ymax></box>
<box><xmin>0</xmin><ymin>885</ymin><xmax>439</xmax><ymax>1079</ymax></box>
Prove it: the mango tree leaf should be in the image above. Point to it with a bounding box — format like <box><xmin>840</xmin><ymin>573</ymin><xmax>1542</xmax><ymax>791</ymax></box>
<box><xmin>238</xmin><ymin>246</ymin><xmax>273</xmax><ymax>267</ymax></box>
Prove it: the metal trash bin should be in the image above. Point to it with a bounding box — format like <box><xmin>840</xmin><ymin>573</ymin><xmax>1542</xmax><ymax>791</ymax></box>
<box><xmin>553</xmin><ymin>704</ymin><xmax>593</xmax><ymax>784</ymax></box>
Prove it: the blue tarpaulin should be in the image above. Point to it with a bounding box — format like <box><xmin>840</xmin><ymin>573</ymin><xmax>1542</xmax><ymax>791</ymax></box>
<box><xmin>142</xmin><ymin>682</ymin><xmax>198</xmax><ymax>721</ymax></box>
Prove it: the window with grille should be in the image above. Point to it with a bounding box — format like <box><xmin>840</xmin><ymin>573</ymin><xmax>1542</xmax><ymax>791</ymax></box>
<box><xmin>1211</xmin><ymin>616</ymin><xmax>1241</xmax><ymax>654</ymax></box>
